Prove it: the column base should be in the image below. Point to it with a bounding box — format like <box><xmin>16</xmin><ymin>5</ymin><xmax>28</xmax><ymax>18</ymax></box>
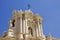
<box><xmin>19</xmin><ymin>34</ymin><xmax>24</xmax><ymax>40</ymax></box>
<box><xmin>25</xmin><ymin>34</ymin><xmax>29</xmax><ymax>40</ymax></box>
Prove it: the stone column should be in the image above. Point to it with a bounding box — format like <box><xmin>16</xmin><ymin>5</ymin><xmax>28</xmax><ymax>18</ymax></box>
<box><xmin>35</xmin><ymin>26</ymin><xmax>37</xmax><ymax>38</ymax></box>
<box><xmin>36</xmin><ymin>25</ymin><xmax>39</xmax><ymax>37</ymax></box>
<box><xmin>38</xmin><ymin>21</ymin><xmax>41</xmax><ymax>37</ymax></box>
<box><xmin>33</xmin><ymin>27</ymin><xmax>36</xmax><ymax>38</ymax></box>
<box><xmin>25</xmin><ymin>17</ymin><xmax>29</xmax><ymax>40</ymax></box>
<box><xmin>39</xmin><ymin>21</ymin><xmax>45</xmax><ymax>40</ymax></box>
<box><xmin>40</xmin><ymin>22</ymin><xmax>43</xmax><ymax>36</ymax></box>
<box><xmin>22</xmin><ymin>18</ymin><xmax>25</xmax><ymax>34</ymax></box>
<box><xmin>34</xmin><ymin>21</ymin><xmax>39</xmax><ymax>38</ymax></box>
<box><xmin>20</xmin><ymin>15</ymin><xmax>23</xmax><ymax>39</ymax></box>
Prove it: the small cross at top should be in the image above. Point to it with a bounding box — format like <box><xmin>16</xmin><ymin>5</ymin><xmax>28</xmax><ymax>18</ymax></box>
<box><xmin>28</xmin><ymin>4</ymin><xmax>30</xmax><ymax>9</ymax></box>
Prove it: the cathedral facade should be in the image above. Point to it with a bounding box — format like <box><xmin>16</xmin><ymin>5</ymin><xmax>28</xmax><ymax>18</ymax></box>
<box><xmin>8</xmin><ymin>9</ymin><xmax>45</xmax><ymax>40</ymax></box>
<box><xmin>0</xmin><ymin>9</ymin><xmax>60</xmax><ymax>40</ymax></box>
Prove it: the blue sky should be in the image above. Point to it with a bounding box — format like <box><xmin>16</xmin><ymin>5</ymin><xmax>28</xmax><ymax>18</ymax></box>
<box><xmin>0</xmin><ymin>0</ymin><xmax>60</xmax><ymax>38</ymax></box>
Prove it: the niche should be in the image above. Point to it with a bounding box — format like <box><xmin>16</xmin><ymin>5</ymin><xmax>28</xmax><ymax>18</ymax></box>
<box><xmin>12</xmin><ymin>20</ymin><xmax>15</xmax><ymax>27</ymax></box>
<box><xmin>22</xmin><ymin>14</ymin><xmax>25</xmax><ymax>20</ymax></box>
<box><xmin>28</xmin><ymin>27</ymin><xmax>33</xmax><ymax>36</ymax></box>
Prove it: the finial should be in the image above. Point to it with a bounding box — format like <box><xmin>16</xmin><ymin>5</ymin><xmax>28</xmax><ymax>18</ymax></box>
<box><xmin>28</xmin><ymin>4</ymin><xmax>30</xmax><ymax>9</ymax></box>
<box><xmin>48</xmin><ymin>32</ymin><xmax>52</xmax><ymax>37</ymax></box>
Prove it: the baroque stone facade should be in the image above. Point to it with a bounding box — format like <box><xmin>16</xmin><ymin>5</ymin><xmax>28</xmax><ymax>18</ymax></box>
<box><xmin>0</xmin><ymin>9</ymin><xmax>60</xmax><ymax>40</ymax></box>
<box><xmin>7</xmin><ymin>9</ymin><xmax>45</xmax><ymax>40</ymax></box>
